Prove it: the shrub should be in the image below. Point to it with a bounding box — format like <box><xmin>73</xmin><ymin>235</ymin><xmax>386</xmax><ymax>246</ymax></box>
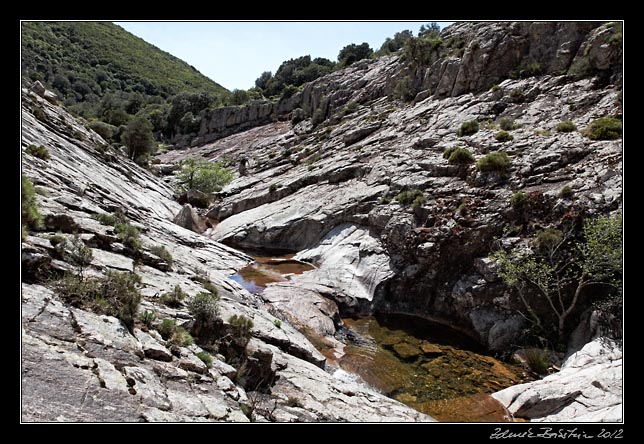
<box><xmin>559</xmin><ymin>185</ymin><xmax>574</xmax><ymax>199</ymax></box>
<box><xmin>160</xmin><ymin>284</ymin><xmax>187</xmax><ymax>308</ymax></box>
<box><xmin>268</xmin><ymin>184</ymin><xmax>277</xmax><ymax>193</ymax></box>
<box><xmin>273</xmin><ymin>319</ymin><xmax>282</xmax><ymax>329</ymax></box>
<box><xmin>495</xmin><ymin>130</ymin><xmax>513</xmax><ymax>142</ymax></box>
<box><xmin>337</xmin><ymin>42</ymin><xmax>373</xmax><ymax>66</ymax></box>
<box><xmin>114</xmin><ymin>222</ymin><xmax>141</xmax><ymax>253</ymax></box>
<box><xmin>228</xmin><ymin>314</ymin><xmax>254</xmax><ymax>346</ymax></box>
<box><xmin>411</xmin><ymin>194</ymin><xmax>426</xmax><ymax>209</ymax></box>
<box><xmin>169</xmin><ymin>327</ymin><xmax>193</xmax><ymax>347</ymax></box>
<box><xmin>157</xmin><ymin>318</ymin><xmax>178</xmax><ymax>340</ymax></box>
<box><xmin>56</xmin><ymin>270</ymin><xmax>142</xmax><ymax>332</ymax></box>
<box><xmin>140</xmin><ymin>310</ymin><xmax>156</xmax><ymax>329</ymax></box>
<box><xmin>150</xmin><ymin>245</ymin><xmax>173</xmax><ymax>266</ymax></box>
<box><xmin>22</xmin><ymin>175</ymin><xmax>43</xmax><ymax>230</ymax></box>
<box><xmin>121</xmin><ymin>116</ymin><xmax>154</xmax><ymax>161</ymax></box>
<box><xmin>509</xmin><ymin>88</ymin><xmax>524</xmax><ymax>102</ymax></box>
<box><xmin>476</xmin><ymin>151</ymin><xmax>510</xmax><ymax>173</ymax></box>
<box><xmin>49</xmin><ymin>234</ymin><xmax>66</xmax><ymax>247</ymax></box>
<box><xmin>33</xmin><ymin>106</ymin><xmax>47</xmax><ymax>122</ymax></box>
<box><xmin>510</xmin><ymin>192</ymin><xmax>529</xmax><ymax>209</ymax></box>
<box><xmin>291</xmin><ymin>108</ymin><xmax>305</xmax><ymax>125</ymax></box>
<box><xmin>92</xmin><ymin>212</ymin><xmax>118</xmax><ymax>226</ymax></box>
<box><xmin>25</xmin><ymin>144</ymin><xmax>50</xmax><ymax>161</ymax></box>
<box><xmin>196</xmin><ymin>351</ymin><xmax>213</xmax><ymax>368</ymax></box>
<box><xmin>536</xmin><ymin>228</ymin><xmax>564</xmax><ymax>252</ymax></box>
<box><xmin>518</xmin><ymin>61</ymin><xmax>543</xmax><ymax>78</ymax></box>
<box><xmin>395</xmin><ymin>189</ymin><xmax>424</xmax><ymax>206</ymax></box>
<box><xmin>490</xmin><ymin>84</ymin><xmax>500</xmax><ymax>92</ymax></box>
<box><xmin>97</xmin><ymin>270</ymin><xmax>142</xmax><ymax>331</ymax></box>
<box><xmin>524</xmin><ymin>348</ymin><xmax>549</xmax><ymax>374</ymax></box>
<box><xmin>457</xmin><ymin>120</ymin><xmax>479</xmax><ymax>136</ymax></box>
<box><xmin>498</xmin><ymin>118</ymin><xmax>515</xmax><ymax>131</ymax></box>
<box><xmin>584</xmin><ymin>117</ymin><xmax>622</xmax><ymax>140</ymax></box>
<box><xmin>394</xmin><ymin>77</ymin><xmax>418</xmax><ymax>102</ymax></box>
<box><xmin>556</xmin><ymin>120</ymin><xmax>576</xmax><ymax>133</ymax></box>
<box><xmin>443</xmin><ymin>146</ymin><xmax>474</xmax><ymax>164</ymax></box>
<box><xmin>60</xmin><ymin>235</ymin><xmax>94</xmax><ymax>276</ymax></box>
<box><xmin>188</xmin><ymin>291</ymin><xmax>220</xmax><ymax>326</ymax></box>
<box><xmin>176</xmin><ymin>158</ymin><xmax>234</xmax><ymax>194</ymax></box>
<box><xmin>88</xmin><ymin>121</ymin><xmax>117</xmax><ymax>141</ymax></box>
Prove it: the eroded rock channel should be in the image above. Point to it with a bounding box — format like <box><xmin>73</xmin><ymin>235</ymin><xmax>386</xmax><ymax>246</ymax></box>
<box><xmin>227</xmin><ymin>249</ymin><xmax>532</xmax><ymax>422</ymax></box>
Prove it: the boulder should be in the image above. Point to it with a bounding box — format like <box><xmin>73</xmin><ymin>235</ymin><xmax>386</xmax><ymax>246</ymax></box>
<box><xmin>172</xmin><ymin>204</ymin><xmax>207</xmax><ymax>233</ymax></box>
<box><xmin>492</xmin><ymin>338</ymin><xmax>622</xmax><ymax>422</ymax></box>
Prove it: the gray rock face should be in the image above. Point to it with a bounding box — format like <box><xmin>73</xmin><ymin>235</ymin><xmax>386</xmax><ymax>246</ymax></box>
<box><xmin>21</xmin><ymin>90</ymin><xmax>430</xmax><ymax>422</ymax></box>
<box><xmin>492</xmin><ymin>338</ymin><xmax>622</xmax><ymax>422</ymax></box>
<box><xmin>173</xmin><ymin>204</ymin><xmax>207</xmax><ymax>233</ymax></box>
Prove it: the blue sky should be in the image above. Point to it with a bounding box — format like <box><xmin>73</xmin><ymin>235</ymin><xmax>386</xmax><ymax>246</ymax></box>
<box><xmin>115</xmin><ymin>22</ymin><xmax>452</xmax><ymax>91</ymax></box>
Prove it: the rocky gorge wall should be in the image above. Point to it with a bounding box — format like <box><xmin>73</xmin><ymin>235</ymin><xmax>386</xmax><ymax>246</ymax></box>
<box><xmin>159</xmin><ymin>22</ymin><xmax>622</xmax><ymax>355</ymax></box>
<box><xmin>20</xmin><ymin>87</ymin><xmax>432</xmax><ymax>422</ymax></box>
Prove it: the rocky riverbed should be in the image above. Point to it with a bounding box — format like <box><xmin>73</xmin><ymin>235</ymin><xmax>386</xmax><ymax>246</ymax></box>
<box><xmin>22</xmin><ymin>20</ymin><xmax>622</xmax><ymax>422</ymax></box>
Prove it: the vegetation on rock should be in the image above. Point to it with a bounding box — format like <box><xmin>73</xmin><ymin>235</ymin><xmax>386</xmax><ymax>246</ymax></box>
<box><xmin>476</xmin><ymin>151</ymin><xmax>510</xmax><ymax>173</ymax></box>
<box><xmin>457</xmin><ymin>120</ymin><xmax>479</xmax><ymax>136</ymax></box>
<box><xmin>492</xmin><ymin>215</ymin><xmax>622</xmax><ymax>342</ymax></box>
<box><xmin>25</xmin><ymin>144</ymin><xmax>51</xmax><ymax>161</ymax></box>
<box><xmin>443</xmin><ymin>146</ymin><xmax>474</xmax><ymax>164</ymax></box>
<box><xmin>556</xmin><ymin>120</ymin><xmax>576</xmax><ymax>133</ymax></box>
<box><xmin>22</xmin><ymin>175</ymin><xmax>43</xmax><ymax>232</ymax></box>
<box><xmin>495</xmin><ymin>130</ymin><xmax>513</xmax><ymax>142</ymax></box>
<box><xmin>584</xmin><ymin>117</ymin><xmax>622</xmax><ymax>140</ymax></box>
<box><xmin>176</xmin><ymin>157</ymin><xmax>234</xmax><ymax>194</ymax></box>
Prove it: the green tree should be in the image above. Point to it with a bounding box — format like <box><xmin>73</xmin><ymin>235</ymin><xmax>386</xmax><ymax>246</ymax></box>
<box><xmin>338</xmin><ymin>43</ymin><xmax>373</xmax><ymax>66</ymax></box>
<box><xmin>121</xmin><ymin>116</ymin><xmax>154</xmax><ymax>161</ymax></box>
<box><xmin>22</xmin><ymin>175</ymin><xmax>43</xmax><ymax>232</ymax></box>
<box><xmin>492</xmin><ymin>215</ymin><xmax>622</xmax><ymax>342</ymax></box>
<box><xmin>418</xmin><ymin>22</ymin><xmax>441</xmax><ymax>39</ymax></box>
<box><xmin>176</xmin><ymin>158</ymin><xmax>234</xmax><ymax>194</ymax></box>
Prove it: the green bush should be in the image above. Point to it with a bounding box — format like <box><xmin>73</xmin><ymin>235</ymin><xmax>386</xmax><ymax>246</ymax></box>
<box><xmin>114</xmin><ymin>222</ymin><xmax>141</xmax><ymax>253</ymax></box>
<box><xmin>176</xmin><ymin>158</ymin><xmax>234</xmax><ymax>194</ymax></box>
<box><xmin>228</xmin><ymin>314</ymin><xmax>254</xmax><ymax>346</ymax></box>
<box><xmin>584</xmin><ymin>117</ymin><xmax>622</xmax><ymax>140</ymax></box>
<box><xmin>188</xmin><ymin>291</ymin><xmax>220</xmax><ymax>326</ymax></box>
<box><xmin>457</xmin><ymin>120</ymin><xmax>479</xmax><ymax>136</ymax></box>
<box><xmin>495</xmin><ymin>130</ymin><xmax>513</xmax><ymax>142</ymax></box>
<box><xmin>273</xmin><ymin>319</ymin><xmax>282</xmax><ymax>329</ymax></box>
<box><xmin>157</xmin><ymin>318</ymin><xmax>178</xmax><ymax>340</ymax></box>
<box><xmin>498</xmin><ymin>118</ymin><xmax>515</xmax><ymax>131</ymax></box>
<box><xmin>510</xmin><ymin>192</ymin><xmax>529</xmax><ymax>209</ymax></box>
<box><xmin>476</xmin><ymin>151</ymin><xmax>510</xmax><ymax>173</ymax></box>
<box><xmin>150</xmin><ymin>245</ymin><xmax>173</xmax><ymax>266</ymax></box>
<box><xmin>196</xmin><ymin>351</ymin><xmax>213</xmax><ymax>368</ymax></box>
<box><xmin>88</xmin><ymin>121</ymin><xmax>117</xmax><ymax>141</ymax></box>
<box><xmin>121</xmin><ymin>116</ymin><xmax>154</xmax><ymax>161</ymax></box>
<box><xmin>97</xmin><ymin>270</ymin><xmax>142</xmax><ymax>331</ymax></box>
<box><xmin>509</xmin><ymin>88</ymin><xmax>524</xmax><ymax>102</ymax></box>
<box><xmin>393</xmin><ymin>77</ymin><xmax>418</xmax><ymax>102</ymax></box>
<box><xmin>25</xmin><ymin>144</ymin><xmax>51</xmax><ymax>161</ymax></box>
<box><xmin>337</xmin><ymin>42</ymin><xmax>373</xmax><ymax>67</ymax></box>
<box><xmin>168</xmin><ymin>327</ymin><xmax>193</xmax><ymax>347</ymax></box>
<box><xmin>56</xmin><ymin>270</ymin><xmax>142</xmax><ymax>331</ymax></box>
<box><xmin>411</xmin><ymin>195</ymin><xmax>426</xmax><ymax>209</ymax></box>
<box><xmin>559</xmin><ymin>185</ymin><xmax>574</xmax><ymax>199</ymax></box>
<box><xmin>140</xmin><ymin>310</ymin><xmax>156</xmax><ymax>329</ymax></box>
<box><xmin>92</xmin><ymin>212</ymin><xmax>118</xmax><ymax>226</ymax></box>
<box><xmin>268</xmin><ymin>184</ymin><xmax>277</xmax><ymax>193</ymax></box>
<box><xmin>160</xmin><ymin>284</ymin><xmax>186</xmax><ymax>308</ymax></box>
<box><xmin>536</xmin><ymin>228</ymin><xmax>564</xmax><ymax>252</ymax></box>
<box><xmin>395</xmin><ymin>189</ymin><xmax>424</xmax><ymax>206</ymax></box>
<box><xmin>33</xmin><ymin>106</ymin><xmax>47</xmax><ymax>122</ymax></box>
<box><xmin>556</xmin><ymin>120</ymin><xmax>576</xmax><ymax>133</ymax></box>
<box><xmin>49</xmin><ymin>234</ymin><xmax>66</xmax><ymax>247</ymax></box>
<box><xmin>524</xmin><ymin>348</ymin><xmax>549</xmax><ymax>374</ymax></box>
<box><xmin>22</xmin><ymin>175</ymin><xmax>43</xmax><ymax>231</ymax></box>
<box><xmin>443</xmin><ymin>147</ymin><xmax>474</xmax><ymax>164</ymax></box>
